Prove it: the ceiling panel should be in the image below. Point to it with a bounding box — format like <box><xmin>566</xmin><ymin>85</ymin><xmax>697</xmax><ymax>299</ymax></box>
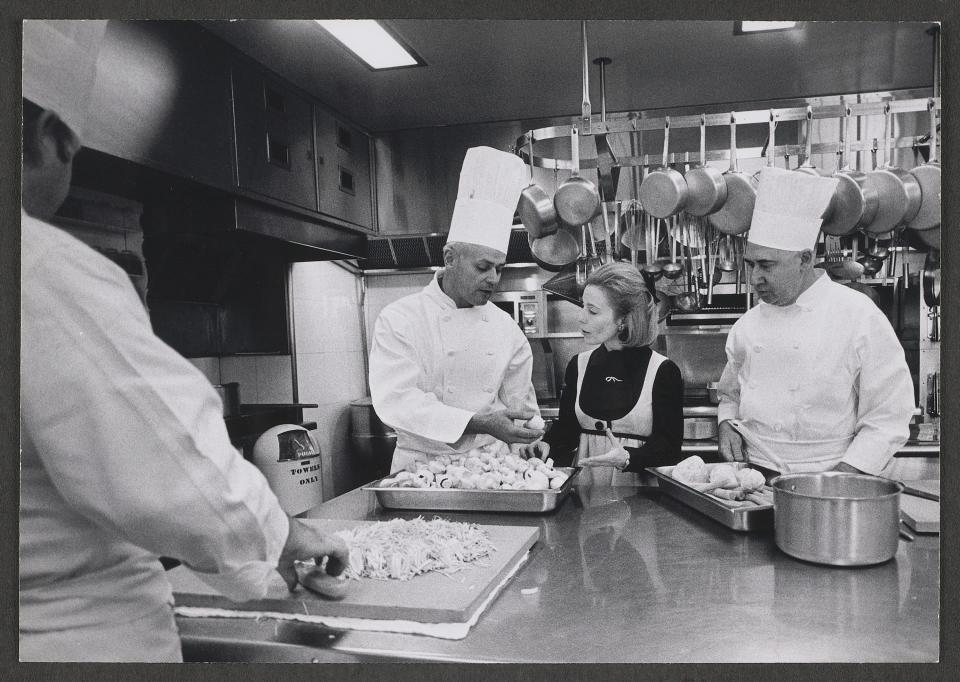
<box><xmin>200</xmin><ymin>20</ymin><xmax>935</xmax><ymax>132</ymax></box>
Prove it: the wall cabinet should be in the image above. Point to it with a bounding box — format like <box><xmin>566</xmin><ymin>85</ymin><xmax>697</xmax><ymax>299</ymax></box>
<box><xmin>374</xmin><ymin>120</ymin><xmax>526</xmax><ymax>235</ymax></box>
<box><xmin>315</xmin><ymin>109</ymin><xmax>375</xmax><ymax>231</ymax></box>
<box><xmin>83</xmin><ymin>21</ymin><xmax>235</xmax><ymax>189</ymax></box>
<box><xmin>30</xmin><ymin>20</ymin><xmax>376</xmax><ymax>236</ymax></box>
<box><xmin>232</xmin><ymin>65</ymin><xmax>319</xmax><ymax>212</ymax></box>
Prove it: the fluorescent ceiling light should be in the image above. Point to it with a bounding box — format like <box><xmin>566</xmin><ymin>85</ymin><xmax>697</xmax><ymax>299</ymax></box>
<box><xmin>737</xmin><ymin>21</ymin><xmax>798</xmax><ymax>33</ymax></box>
<box><xmin>316</xmin><ymin>20</ymin><xmax>421</xmax><ymax>70</ymax></box>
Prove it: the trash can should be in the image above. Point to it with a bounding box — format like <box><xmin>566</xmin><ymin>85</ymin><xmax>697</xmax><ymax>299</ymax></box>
<box><xmin>349</xmin><ymin>397</ymin><xmax>396</xmax><ymax>483</ymax></box>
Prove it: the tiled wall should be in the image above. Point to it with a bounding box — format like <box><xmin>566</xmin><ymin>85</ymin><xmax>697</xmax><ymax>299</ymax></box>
<box><xmin>363</xmin><ymin>272</ymin><xmax>434</xmax><ymax>354</ymax></box>
<box><xmin>186</xmin><ymin>355</ymin><xmax>293</xmax><ymax>404</ymax></box>
<box><xmin>291</xmin><ymin>261</ymin><xmax>368</xmax><ymax>500</ymax></box>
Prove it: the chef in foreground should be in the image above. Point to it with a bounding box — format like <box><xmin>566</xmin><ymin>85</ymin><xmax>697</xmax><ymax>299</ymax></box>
<box><xmin>717</xmin><ymin>166</ymin><xmax>914</xmax><ymax>475</ymax></box>
<box><xmin>20</xmin><ymin>21</ymin><xmax>349</xmax><ymax>662</ymax></box>
<box><xmin>369</xmin><ymin>146</ymin><xmax>544</xmax><ymax>472</ymax></box>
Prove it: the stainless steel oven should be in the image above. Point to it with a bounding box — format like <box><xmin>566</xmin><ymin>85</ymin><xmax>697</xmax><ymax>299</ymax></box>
<box><xmin>490</xmin><ymin>290</ymin><xmax>547</xmax><ymax>337</ymax></box>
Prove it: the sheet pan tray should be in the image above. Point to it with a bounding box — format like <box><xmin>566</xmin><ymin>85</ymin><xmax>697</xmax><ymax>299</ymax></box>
<box><xmin>364</xmin><ymin>467</ymin><xmax>581</xmax><ymax>514</ymax></box>
<box><xmin>648</xmin><ymin>465</ymin><xmax>774</xmax><ymax>532</ymax></box>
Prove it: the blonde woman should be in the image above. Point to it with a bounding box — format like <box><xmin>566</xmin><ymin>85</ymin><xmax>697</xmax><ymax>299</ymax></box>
<box><xmin>523</xmin><ymin>263</ymin><xmax>684</xmax><ymax>485</ymax></box>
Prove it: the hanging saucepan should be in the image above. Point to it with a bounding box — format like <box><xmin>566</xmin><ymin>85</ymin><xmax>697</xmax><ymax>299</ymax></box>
<box><xmin>822</xmin><ymin>105</ymin><xmax>879</xmax><ymax>236</ymax></box>
<box><xmin>907</xmin><ymin>99</ymin><xmax>941</xmax><ymax>231</ymax></box>
<box><xmin>795</xmin><ymin>106</ymin><xmax>827</xmax><ymax>178</ymax></box>
<box><xmin>529</xmin><ymin>226</ymin><xmax>580</xmax><ymax>272</ymax></box>
<box><xmin>709</xmin><ymin>113</ymin><xmax>756</xmax><ymax>235</ymax></box>
<box><xmin>639</xmin><ymin>116</ymin><xmax>687</xmax><ymax>219</ymax></box>
<box><xmin>914</xmin><ymin>225</ymin><xmax>940</xmax><ymax>251</ymax></box>
<box><xmin>901</xmin><ymin>224</ymin><xmax>935</xmax><ymax>253</ymax></box>
<box><xmin>685</xmin><ymin>113</ymin><xmax>728</xmax><ymax>216</ymax></box>
<box><xmin>593</xmin><ymin>56</ymin><xmax>620</xmax><ymax>204</ymax></box>
<box><xmin>555</xmin><ymin>126</ymin><xmax>601</xmax><ymax>226</ymax></box>
<box><xmin>922</xmin><ymin>250</ymin><xmax>940</xmax><ymax>308</ymax></box>
<box><xmin>862</xmin><ymin>103</ymin><xmax>923</xmax><ymax>234</ymax></box>
<box><xmin>518</xmin><ymin>136</ymin><xmax>559</xmax><ymax>239</ymax></box>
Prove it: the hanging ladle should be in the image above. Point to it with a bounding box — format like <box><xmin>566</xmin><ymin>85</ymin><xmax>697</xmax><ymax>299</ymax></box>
<box><xmin>717</xmin><ymin>234</ymin><xmax>737</xmax><ymax>272</ymax></box>
<box><xmin>661</xmin><ymin>216</ymin><xmax>683</xmax><ymax>280</ymax></box>
<box><xmin>641</xmin><ymin>213</ymin><xmax>663</xmax><ymax>281</ymax></box>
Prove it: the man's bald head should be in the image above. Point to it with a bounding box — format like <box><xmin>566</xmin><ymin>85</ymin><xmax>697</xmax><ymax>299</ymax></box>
<box><xmin>440</xmin><ymin>241</ymin><xmax>507</xmax><ymax>308</ymax></box>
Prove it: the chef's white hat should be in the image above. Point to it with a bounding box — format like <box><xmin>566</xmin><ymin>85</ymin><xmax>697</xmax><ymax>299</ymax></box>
<box><xmin>446</xmin><ymin>146</ymin><xmax>527</xmax><ymax>255</ymax></box>
<box><xmin>749</xmin><ymin>166</ymin><xmax>839</xmax><ymax>251</ymax></box>
<box><xmin>22</xmin><ymin>20</ymin><xmax>108</xmax><ymax>139</ymax></box>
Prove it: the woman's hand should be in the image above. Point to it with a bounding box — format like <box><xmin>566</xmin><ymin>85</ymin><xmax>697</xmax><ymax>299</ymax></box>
<box><xmin>579</xmin><ymin>429</ymin><xmax>630</xmax><ymax>470</ymax></box>
<box><xmin>518</xmin><ymin>439</ymin><xmax>551</xmax><ymax>460</ymax></box>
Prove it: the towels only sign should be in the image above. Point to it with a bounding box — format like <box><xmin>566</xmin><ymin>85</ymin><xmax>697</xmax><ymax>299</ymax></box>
<box><xmin>290</xmin><ymin>459</ymin><xmax>321</xmax><ymax>485</ymax></box>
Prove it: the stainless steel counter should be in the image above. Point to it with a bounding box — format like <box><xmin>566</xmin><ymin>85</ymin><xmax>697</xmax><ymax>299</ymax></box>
<box><xmin>540</xmin><ymin>406</ymin><xmax>939</xmax><ymax>458</ymax></box>
<box><xmin>175</xmin><ymin>484</ymin><xmax>939</xmax><ymax>663</ymax></box>
<box><xmin>679</xmin><ymin>440</ymin><xmax>940</xmax><ymax>458</ymax></box>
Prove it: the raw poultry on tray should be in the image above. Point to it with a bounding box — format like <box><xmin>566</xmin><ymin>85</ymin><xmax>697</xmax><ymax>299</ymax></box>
<box><xmin>670</xmin><ymin>455</ymin><xmax>773</xmax><ymax>505</ymax></box>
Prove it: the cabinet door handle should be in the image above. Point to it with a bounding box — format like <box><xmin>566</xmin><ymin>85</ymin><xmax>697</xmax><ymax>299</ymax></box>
<box><xmin>265</xmin><ymin>132</ymin><xmax>291</xmax><ymax>170</ymax></box>
<box><xmin>338</xmin><ymin>166</ymin><xmax>355</xmax><ymax>195</ymax></box>
<box><xmin>336</xmin><ymin>124</ymin><xmax>353</xmax><ymax>152</ymax></box>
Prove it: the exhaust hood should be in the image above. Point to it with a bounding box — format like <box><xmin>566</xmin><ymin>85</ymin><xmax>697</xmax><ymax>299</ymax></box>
<box><xmin>231</xmin><ymin>199</ymin><xmax>366</xmax><ymax>262</ymax></box>
<box><xmin>361</xmin><ymin>228</ymin><xmax>534</xmax><ymax>270</ymax></box>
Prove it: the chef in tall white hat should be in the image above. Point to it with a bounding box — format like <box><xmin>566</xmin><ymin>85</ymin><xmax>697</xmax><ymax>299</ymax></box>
<box><xmin>20</xmin><ymin>20</ymin><xmax>350</xmax><ymax>661</ymax></box>
<box><xmin>716</xmin><ymin>167</ymin><xmax>914</xmax><ymax>474</ymax></box>
<box><xmin>369</xmin><ymin>146</ymin><xmax>545</xmax><ymax>472</ymax></box>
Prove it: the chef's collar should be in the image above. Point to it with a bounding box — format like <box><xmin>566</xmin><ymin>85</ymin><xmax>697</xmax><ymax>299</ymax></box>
<box><xmin>425</xmin><ymin>271</ymin><xmax>457</xmax><ymax>309</ymax></box>
<box><xmin>792</xmin><ymin>269</ymin><xmax>830</xmax><ymax>312</ymax></box>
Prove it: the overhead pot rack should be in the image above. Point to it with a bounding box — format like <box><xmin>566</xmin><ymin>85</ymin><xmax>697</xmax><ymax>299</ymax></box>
<box><xmin>516</xmin><ymin>96</ymin><xmax>941</xmax><ymax>171</ymax></box>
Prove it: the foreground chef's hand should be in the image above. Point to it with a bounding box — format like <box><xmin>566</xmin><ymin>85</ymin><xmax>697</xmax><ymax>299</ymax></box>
<box><xmin>718</xmin><ymin>420</ymin><xmax>747</xmax><ymax>464</ymax></box>
<box><xmin>276</xmin><ymin>518</ymin><xmax>351</xmax><ymax>593</ymax></box>
<box><xmin>467</xmin><ymin>409</ymin><xmax>544</xmax><ymax>444</ymax></box>
<box><xmin>519</xmin><ymin>439</ymin><xmax>550</xmax><ymax>460</ymax></box>
<box><xmin>579</xmin><ymin>429</ymin><xmax>630</xmax><ymax>469</ymax></box>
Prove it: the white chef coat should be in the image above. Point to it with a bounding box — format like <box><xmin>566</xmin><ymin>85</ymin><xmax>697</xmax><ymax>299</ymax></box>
<box><xmin>717</xmin><ymin>271</ymin><xmax>914</xmax><ymax>475</ymax></box>
<box><xmin>20</xmin><ymin>211</ymin><xmax>289</xmax><ymax>661</ymax></box>
<box><xmin>369</xmin><ymin>272</ymin><xmax>539</xmax><ymax>472</ymax></box>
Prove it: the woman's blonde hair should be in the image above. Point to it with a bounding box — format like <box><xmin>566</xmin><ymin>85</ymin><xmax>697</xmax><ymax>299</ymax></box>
<box><xmin>585</xmin><ymin>262</ymin><xmax>660</xmax><ymax>347</ymax></box>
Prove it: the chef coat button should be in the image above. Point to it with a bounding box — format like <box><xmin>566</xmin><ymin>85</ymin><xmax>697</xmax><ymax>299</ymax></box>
<box><xmin>447</xmin><ymin>350</ymin><xmax>455</xmax><ymax>356</ymax></box>
<box><xmin>443</xmin><ymin>315</ymin><xmax>451</xmax><ymax>322</ymax></box>
<box><xmin>487</xmin><ymin>350</ymin><xmax>495</xmax><ymax>356</ymax></box>
<box><xmin>774</xmin><ymin>422</ymin><xmax>783</xmax><ymax>432</ymax></box>
<box><xmin>753</xmin><ymin>345</ymin><xmax>762</xmax><ymax>353</ymax></box>
<box><xmin>484</xmin><ymin>387</ymin><xmax>493</xmax><ymax>393</ymax></box>
<box><xmin>749</xmin><ymin>382</ymin><xmax>758</xmax><ymax>389</ymax></box>
<box><xmin>447</xmin><ymin>387</ymin><xmax>454</xmax><ymax>393</ymax></box>
<box><xmin>793</xmin><ymin>343</ymin><xmax>800</xmax><ymax>349</ymax></box>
